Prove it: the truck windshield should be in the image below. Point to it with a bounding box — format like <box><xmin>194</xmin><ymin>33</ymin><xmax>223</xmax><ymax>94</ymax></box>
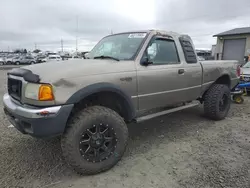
<box><xmin>88</xmin><ymin>32</ymin><xmax>147</xmax><ymax>60</ymax></box>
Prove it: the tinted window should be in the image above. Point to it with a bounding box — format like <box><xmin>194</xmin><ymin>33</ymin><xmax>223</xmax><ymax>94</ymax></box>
<box><xmin>146</xmin><ymin>39</ymin><xmax>179</xmax><ymax>65</ymax></box>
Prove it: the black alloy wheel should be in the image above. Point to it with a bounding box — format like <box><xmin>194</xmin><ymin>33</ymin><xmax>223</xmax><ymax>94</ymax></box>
<box><xmin>79</xmin><ymin>123</ymin><xmax>117</xmax><ymax>163</ymax></box>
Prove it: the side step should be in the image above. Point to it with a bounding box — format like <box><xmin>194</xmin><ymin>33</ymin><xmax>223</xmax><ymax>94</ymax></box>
<box><xmin>136</xmin><ymin>101</ymin><xmax>200</xmax><ymax>123</ymax></box>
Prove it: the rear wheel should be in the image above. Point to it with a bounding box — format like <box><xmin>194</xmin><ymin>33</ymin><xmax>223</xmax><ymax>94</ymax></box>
<box><xmin>15</xmin><ymin>61</ymin><xmax>20</xmax><ymax>65</ymax></box>
<box><xmin>61</xmin><ymin>106</ymin><xmax>128</xmax><ymax>175</ymax></box>
<box><xmin>30</xmin><ymin>61</ymin><xmax>35</xmax><ymax>65</ymax></box>
<box><xmin>204</xmin><ymin>84</ymin><xmax>231</xmax><ymax>120</ymax></box>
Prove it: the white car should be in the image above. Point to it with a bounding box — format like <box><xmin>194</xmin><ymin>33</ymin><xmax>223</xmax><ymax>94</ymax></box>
<box><xmin>0</xmin><ymin>57</ymin><xmax>5</xmax><ymax>65</ymax></box>
<box><xmin>198</xmin><ymin>56</ymin><xmax>205</xmax><ymax>61</ymax></box>
<box><xmin>47</xmin><ymin>55</ymin><xmax>62</xmax><ymax>62</ymax></box>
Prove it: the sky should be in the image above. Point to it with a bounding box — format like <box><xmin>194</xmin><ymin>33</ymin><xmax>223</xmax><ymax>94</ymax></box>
<box><xmin>0</xmin><ymin>0</ymin><xmax>250</xmax><ymax>52</ymax></box>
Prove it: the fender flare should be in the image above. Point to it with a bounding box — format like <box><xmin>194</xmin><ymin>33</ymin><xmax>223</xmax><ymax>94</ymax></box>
<box><xmin>66</xmin><ymin>82</ymin><xmax>136</xmax><ymax>121</ymax></box>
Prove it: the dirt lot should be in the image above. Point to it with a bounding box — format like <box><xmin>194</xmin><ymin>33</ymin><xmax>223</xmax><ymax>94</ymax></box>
<box><xmin>1</xmin><ymin>69</ymin><xmax>250</xmax><ymax>188</ymax></box>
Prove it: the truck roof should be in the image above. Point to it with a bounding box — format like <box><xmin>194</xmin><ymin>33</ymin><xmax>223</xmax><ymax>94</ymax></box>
<box><xmin>107</xmin><ymin>29</ymin><xmax>185</xmax><ymax>38</ymax></box>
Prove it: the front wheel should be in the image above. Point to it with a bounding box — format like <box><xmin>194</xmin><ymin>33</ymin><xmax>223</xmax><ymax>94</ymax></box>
<box><xmin>61</xmin><ymin>106</ymin><xmax>128</xmax><ymax>175</ymax></box>
<box><xmin>204</xmin><ymin>84</ymin><xmax>231</xmax><ymax>120</ymax></box>
<box><xmin>15</xmin><ymin>61</ymin><xmax>20</xmax><ymax>65</ymax></box>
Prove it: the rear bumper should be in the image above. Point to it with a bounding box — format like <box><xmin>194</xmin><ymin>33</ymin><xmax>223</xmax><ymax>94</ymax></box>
<box><xmin>3</xmin><ymin>94</ymin><xmax>73</xmax><ymax>138</ymax></box>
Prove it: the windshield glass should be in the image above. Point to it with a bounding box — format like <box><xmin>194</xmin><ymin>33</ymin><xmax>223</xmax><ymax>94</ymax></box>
<box><xmin>88</xmin><ymin>32</ymin><xmax>147</xmax><ymax>60</ymax></box>
<box><xmin>243</xmin><ymin>61</ymin><xmax>250</xmax><ymax>68</ymax></box>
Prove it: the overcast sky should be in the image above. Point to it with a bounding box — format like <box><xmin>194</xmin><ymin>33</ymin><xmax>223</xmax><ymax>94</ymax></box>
<box><xmin>1</xmin><ymin>0</ymin><xmax>250</xmax><ymax>52</ymax></box>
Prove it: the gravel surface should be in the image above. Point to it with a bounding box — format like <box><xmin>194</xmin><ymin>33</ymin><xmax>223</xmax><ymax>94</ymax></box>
<box><xmin>1</xmin><ymin>69</ymin><xmax>250</xmax><ymax>188</ymax></box>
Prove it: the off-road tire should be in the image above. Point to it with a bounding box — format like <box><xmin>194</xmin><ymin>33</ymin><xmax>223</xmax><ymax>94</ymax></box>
<box><xmin>204</xmin><ymin>84</ymin><xmax>231</xmax><ymax>120</ymax></box>
<box><xmin>61</xmin><ymin>106</ymin><xmax>128</xmax><ymax>175</ymax></box>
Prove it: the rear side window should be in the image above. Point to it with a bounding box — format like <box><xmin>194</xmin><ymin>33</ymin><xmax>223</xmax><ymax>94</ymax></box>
<box><xmin>179</xmin><ymin>37</ymin><xmax>197</xmax><ymax>64</ymax></box>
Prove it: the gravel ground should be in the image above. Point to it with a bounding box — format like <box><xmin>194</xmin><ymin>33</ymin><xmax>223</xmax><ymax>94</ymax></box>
<box><xmin>1</xmin><ymin>69</ymin><xmax>250</xmax><ymax>188</ymax></box>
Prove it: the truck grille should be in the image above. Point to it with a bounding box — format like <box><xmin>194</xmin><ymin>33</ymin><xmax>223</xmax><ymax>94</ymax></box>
<box><xmin>8</xmin><ymin>78</ymin><xmax>22</xmax><ymax>101</ymax></box>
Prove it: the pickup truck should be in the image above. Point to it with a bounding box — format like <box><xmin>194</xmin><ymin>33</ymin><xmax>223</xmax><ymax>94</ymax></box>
<box><xmin>3</xmin><ymin>30</ymin><xmax>240</xmax><ymax>175</ymax></box>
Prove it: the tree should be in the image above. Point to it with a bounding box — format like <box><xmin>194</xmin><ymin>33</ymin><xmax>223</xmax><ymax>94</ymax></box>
<box><xmin>13</xmin><ymin>49</ymin><xmax>22</xmax><ymax>53</ymax></box>
<box><xmin>13</xmin><ymin>48</ymin><xmax>28</xmax><ymax>53</ymax></box>
<box><xmin>33</xmin><ymin>49</ymin><xmax>41</xmax><ymax>53</ymax></box>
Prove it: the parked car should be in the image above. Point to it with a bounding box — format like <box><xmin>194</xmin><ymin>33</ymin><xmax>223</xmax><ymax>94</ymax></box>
<box><xmin>0</xmin><ymin>57</ymin><xmax>5</xmax><ymax>65</ymax></box>
<box><xmin>13</xmin><ymin>56</ymin><xmax>36</xmax><ymax>65</ymax></box>
<box><xmin>47</xmin><ymin>55</ymin><xmax>62</xmax><ymax>62</ymax></box>
<box><xmin>198</xmin><ymin>56</ymin><xmax>205</xmax><ymax>61</ymax></box>
<box><xmin>5</xmin><ymin>55</ymin><xmax>15</xmax><ymax>64</ymax></box>
<box><xmin>36</xmin><ymin>56</ymin><xmax>47</xmax><ymax>63</ymax></box>
<box><xmin>3</xmin><ymin>30</ymin><xmax>240</xmax><ymax>175</ymax></box>
<box><xmin>240</xmin><ymin>61</ymin><xmax>250</xmax><ymax>91</ymax></box>
<box><xmin>71</xmin><ymin>55</ymin><xmax>82</xmax><ymax>59</ymax></box>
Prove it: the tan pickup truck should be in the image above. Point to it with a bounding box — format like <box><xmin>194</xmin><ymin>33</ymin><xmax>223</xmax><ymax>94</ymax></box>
<box><xmin>3</xmin><ymin>30</ymin><xmax>240</xmax><ymax>174</ymax></box>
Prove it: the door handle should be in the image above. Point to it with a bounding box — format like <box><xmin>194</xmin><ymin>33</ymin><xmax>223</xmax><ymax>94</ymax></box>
<box><xmin>178</xmin><ymin>69</ymin><xmax>185</xmax><ymax>74</ymax></box>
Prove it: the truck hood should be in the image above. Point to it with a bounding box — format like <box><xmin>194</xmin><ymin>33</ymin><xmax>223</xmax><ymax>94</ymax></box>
<box><xmin>23</xmin><ymin>59</ymin><xmax>135</xmax><ymax>83</ymax></box>
<box><xmin>241</xmin><ymin>67</ymin><xmax>250</xmax><ymax>75</ymax></box>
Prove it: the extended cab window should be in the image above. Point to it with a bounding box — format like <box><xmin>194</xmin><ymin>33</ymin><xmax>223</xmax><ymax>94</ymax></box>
<box><xmin>146</xmin><ymin>38</ymin><xmax>180</xmax><ymax>65</ymax></box>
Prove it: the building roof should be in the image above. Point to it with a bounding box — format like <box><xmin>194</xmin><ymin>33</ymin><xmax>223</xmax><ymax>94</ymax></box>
<box><xmin>213</xmin><ymin>27</ymin><xmax>250</xmax><ymax>37</ymax></box>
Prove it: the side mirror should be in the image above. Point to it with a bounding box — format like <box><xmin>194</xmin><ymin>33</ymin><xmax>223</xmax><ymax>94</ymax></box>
<box><xmin>141</xmin><ymin>56</ymin><xmax>153</xmax><ymax>66</ymax></box>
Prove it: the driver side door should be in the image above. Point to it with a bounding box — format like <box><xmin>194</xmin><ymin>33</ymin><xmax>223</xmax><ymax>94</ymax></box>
<box><xmin>136</xmin><ymin>36</ymin><xmax>187</xmax><ymax>111</ymax></box>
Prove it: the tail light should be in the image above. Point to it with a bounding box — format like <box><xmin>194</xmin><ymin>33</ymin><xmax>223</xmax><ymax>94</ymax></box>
<box><xmin>236</xmin><ymin>65</ymin><xmax>241</xmax><ymax>77</ymax></box>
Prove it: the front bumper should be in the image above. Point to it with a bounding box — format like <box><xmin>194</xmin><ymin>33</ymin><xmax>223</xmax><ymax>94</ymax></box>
<box><xmin>3</xmin><ymin>94</ymin><xmax>73</xmax><ymax>138</ymax></box>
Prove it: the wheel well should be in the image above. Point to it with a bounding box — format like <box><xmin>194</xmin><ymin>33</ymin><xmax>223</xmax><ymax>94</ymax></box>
<box><xmin>73</xmin><ymin>91</ymin><xmax>133</xmax><ymax>122</ymax></box>
<box><xmin>200</xmin><ymin>75</ymin><xmax>231</xmax><ymax>103</ymax></box>
<box><xmin>214</xmin><ymin>75</ymin><xmax>231</xmax><ymax>87</ymax></box>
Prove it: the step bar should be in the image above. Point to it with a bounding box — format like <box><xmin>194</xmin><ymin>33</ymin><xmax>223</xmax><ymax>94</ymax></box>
<box><xmin>136</xmin><ymin>102</ymin><xmax>200</xmax><ymax>123</ymax></box>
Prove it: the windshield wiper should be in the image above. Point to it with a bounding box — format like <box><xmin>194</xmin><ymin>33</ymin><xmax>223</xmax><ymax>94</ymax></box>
<box><xmin>93</xmin><ymin>55</ymin><xmax>120</xmax><ymax>61</ymax></box>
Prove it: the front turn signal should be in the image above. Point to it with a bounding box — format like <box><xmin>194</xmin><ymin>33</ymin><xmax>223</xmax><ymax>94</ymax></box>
<box><xmin>39</xmin><ymin>84</ymin><xmax>54</xmax><ymax>101</ymax></box>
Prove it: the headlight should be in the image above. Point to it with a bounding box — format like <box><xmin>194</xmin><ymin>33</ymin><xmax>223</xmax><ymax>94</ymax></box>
<box><xmin>25</xmin><ymin>83</ymin><xmax>54</xmax><ymax>101</ymax></box>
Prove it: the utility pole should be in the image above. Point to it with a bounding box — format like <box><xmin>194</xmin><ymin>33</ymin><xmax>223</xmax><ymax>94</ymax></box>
<box><xmin>61</xmin><ymin>39</ymin><xmax>64</xmax><ymax>52</ymax></box>
<box><xmin>34</xmin><ymin>42</ymin><xmax>37</xmax><ymax>50</ymax></box>
<box><xmin>111</xmin><ymin>30</ymin><xmax>113</xmax><ymax>34</ymax></box>
<box><xmin>76</xmin><ymin>15</ymin><xmax>78</xmax><ymax>53</ymax></box>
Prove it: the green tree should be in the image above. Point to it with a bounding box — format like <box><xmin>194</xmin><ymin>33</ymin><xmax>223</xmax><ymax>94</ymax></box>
<box><xmin>33</xmin><ymin>49</ymin><xmax>41</xmax><ymax>53</ymax></box>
